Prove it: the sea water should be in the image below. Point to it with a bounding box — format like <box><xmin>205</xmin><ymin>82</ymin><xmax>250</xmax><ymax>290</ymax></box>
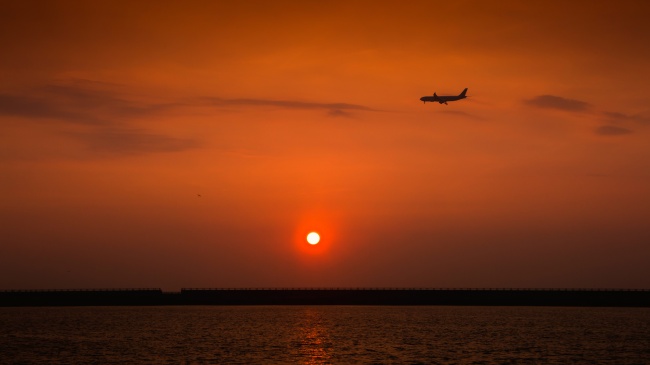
<box><xmin>1</xmin><ymin>306</ymin><xmax>649</xmax><ymax>364</ymax></box>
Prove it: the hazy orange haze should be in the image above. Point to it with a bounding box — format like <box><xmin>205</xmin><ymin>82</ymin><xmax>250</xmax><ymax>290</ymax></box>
<box><xmin>1</xmin><ymin>1</ymin><xmax>650</xmax><ymax>290</ymax></box>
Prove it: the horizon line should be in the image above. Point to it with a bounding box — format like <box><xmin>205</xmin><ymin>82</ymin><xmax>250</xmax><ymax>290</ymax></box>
<box><xmin>3</xmin><ymin>287</ymin><xmax>649</xmax><ymax>293</ymax></box>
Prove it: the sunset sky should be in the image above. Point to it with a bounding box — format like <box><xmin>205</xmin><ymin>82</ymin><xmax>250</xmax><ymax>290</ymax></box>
<box><xmin>2</xmin><ymin>1</ymin><xmax>649</xmax><ymax>290</ymax></box>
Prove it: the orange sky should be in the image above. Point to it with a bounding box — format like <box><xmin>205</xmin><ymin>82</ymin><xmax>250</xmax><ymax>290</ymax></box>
<box><xmin>1</xmin><ymin>1</ymin><xmax>650</xmax><ymax>290</ymax></box>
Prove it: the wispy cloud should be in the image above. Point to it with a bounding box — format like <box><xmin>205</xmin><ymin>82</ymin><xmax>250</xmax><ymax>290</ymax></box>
<box><xmin>41</xmin><ymin>83</ymin><xmax>176</xmax><ymax>118</ymax></box>
<box><xmin>0</xmin><ymin>80</ymin><xmax>194</xmax><ymax>157</ymax></box>
<box><xmin>1</xmin><ymin>80</ymin><xmax>377</xmax><ymax>124</ymax></box>
<box><xmin>524</xmin><ymin>95</ymin><xmax>591</xmax><ymax>112</ymax></box>
<box><xmin>0</xmin><ymin>80</ymin><xmax>176</xmax><ymax>125</ymax></box>
<box><xmin>0</xmin><ymin>79</ymin><xmax>378</xmax><ymax>157</ymax></box>
<box><xmin>71</xmin><ymin>128</ymin><xmax>199</xmax><ymax>156</ymax></box>
<box><xmin>200</xmin><ymin>97</ymin><xmax>377</xmax><ymax>116</ymax></box>
<box><xmin>595</xmin><ymin>125</ymin><xmax>633</xmax><ymax>136</ymax></box>
<box><xmin>0</xmin><ymin>92</ymin><xmax>106</xmax><ymax>125</ymax></box>
<box><xmin>327</xmin><ymin>109</ymin><xmax>355</xmax><ymax>118</ymax></box>
<box><xmin>602</xmin><ymin>111</ymin><xmax>650</xmax><ymax>124</ymax></box>
<box><xmin>523</xmin><ymin>93</ymin><xmax>650</xmax><ymax>137</ymax></box>
<box><xmin>595</xmin><ymin>111</ymin><xmax>650</xmax><ymax>137</ymax></box>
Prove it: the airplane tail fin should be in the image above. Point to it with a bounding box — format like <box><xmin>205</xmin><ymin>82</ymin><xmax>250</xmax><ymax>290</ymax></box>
<box><xmin>459</xmin><ymin>88</ymin><xmax>468</xmax><ymax>97</ymax></box>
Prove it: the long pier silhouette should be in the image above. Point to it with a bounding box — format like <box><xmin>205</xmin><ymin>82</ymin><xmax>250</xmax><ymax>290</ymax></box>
<box><xmin>1</xmin><ymin>288</ymin><xmax>649</xmax><ymax>307</ymax></box>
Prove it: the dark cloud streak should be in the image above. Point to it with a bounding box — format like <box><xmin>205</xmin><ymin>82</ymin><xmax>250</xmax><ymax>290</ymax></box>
<box><xmin>0</xmin><ymin>83</ymin><xmax>174</xmax><ymax>125</ymax></box>
<box><xmin>524</xmin><ymin>95</ymin><xmax>591</xmax><ymax>112</ymax></box>
<box><xmin>1</xmin><ymin>82</ymin><xmax>377</xmax><ymax>124</ymax></box>
<box><xmin>202</xmin><ymin>97</ymin><xmax>377</xmax><ymax>116</ymax></box>
<box><xmin>0</xmin><ymin>92</ymin><xmax>106</xmax><ymax>125</ymax></box>
<box><xmin>1</xmin><ymin>80</ymin><xmax>376</xmax><ymax>157</ymax></box>
<box><xmin>0</xmin><ymin>81</ymin><xmax>196</xmax><ymax>157</ymax></box>
<box><xmin>327</xmin><ymin>109</ymin><xmax>355</xmax><ymax>118</ymax></box>
<box><xmin>603</xmin><ymin>111</ymin><xmax>650</xmax><ymax>124</ymax></box>
<box><xmin>72</xmin><ymin>128</ymin><xmax>199</xmax><ymax>156</ymax></box>
<box><xmin>595</xmin><ymin>125</ymin><xmax>633</xmax><ymax>136</ymax></box>
<box><xmin>523</xmin><ymin>93</ymin><xmax>650</xmax><ymax>137</ymax></box>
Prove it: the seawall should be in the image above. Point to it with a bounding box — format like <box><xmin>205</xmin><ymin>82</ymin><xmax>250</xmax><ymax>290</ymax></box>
<box><xmin>2</xmin><ymin>288</ymin><xmax>649</xmax><ymax>307</ymax></box>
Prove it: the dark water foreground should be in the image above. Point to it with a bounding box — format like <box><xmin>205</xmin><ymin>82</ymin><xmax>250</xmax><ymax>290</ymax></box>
<box><xmin>2</xmin><ymin>288</ymin><xmax>649</xmax><ymax>307</ymax></box>
<box><xmin>2</xmin><ymin>306</ymin><xmax>650</xmax><ymax>364</ymax></box>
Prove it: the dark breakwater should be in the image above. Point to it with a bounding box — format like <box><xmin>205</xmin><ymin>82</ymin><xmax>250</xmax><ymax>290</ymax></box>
<box><xmin>1</xmin><ymin>288</ymin><xmax>649</xmax><ymax>307</ymax></box>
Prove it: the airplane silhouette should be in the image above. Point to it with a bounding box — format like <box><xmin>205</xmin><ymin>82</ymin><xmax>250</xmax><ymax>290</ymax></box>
<box><xmin>420</xmin><ymin>88</ymin><xmax>468</xmax><ymax>105</ymax></box>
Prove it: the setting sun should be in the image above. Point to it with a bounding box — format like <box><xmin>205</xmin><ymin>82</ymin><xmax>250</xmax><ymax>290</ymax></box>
<box><xmin>306</xmin><ymin>232</ymin><xmax>320</xmax><ymax>245</ymax></box>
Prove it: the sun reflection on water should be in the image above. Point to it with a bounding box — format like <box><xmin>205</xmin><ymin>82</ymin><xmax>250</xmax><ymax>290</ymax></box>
<box><xmin>296</xmin><ymin>309</ymin><xmax>332</xmax><ymax>364</ymax></box>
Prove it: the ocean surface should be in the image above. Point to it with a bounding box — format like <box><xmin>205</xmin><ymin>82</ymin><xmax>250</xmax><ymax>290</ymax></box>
<box><xmin>1</xmin><ymin>306</ymin><xmax>649</xmax><ymax>364</ymax></box>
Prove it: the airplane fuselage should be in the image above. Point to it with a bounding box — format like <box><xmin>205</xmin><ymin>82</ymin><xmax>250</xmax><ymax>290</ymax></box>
<box><xmin>421</xmin><ymin>88</ymin><xmax>468</xmax><ymax>105</ymax></box>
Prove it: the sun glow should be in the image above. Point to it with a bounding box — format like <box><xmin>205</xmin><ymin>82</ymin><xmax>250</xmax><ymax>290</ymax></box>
<box><xmin>306</xmin><ymin>232</ymin><xmax>320</xmax><ymax>245</ymax></box>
